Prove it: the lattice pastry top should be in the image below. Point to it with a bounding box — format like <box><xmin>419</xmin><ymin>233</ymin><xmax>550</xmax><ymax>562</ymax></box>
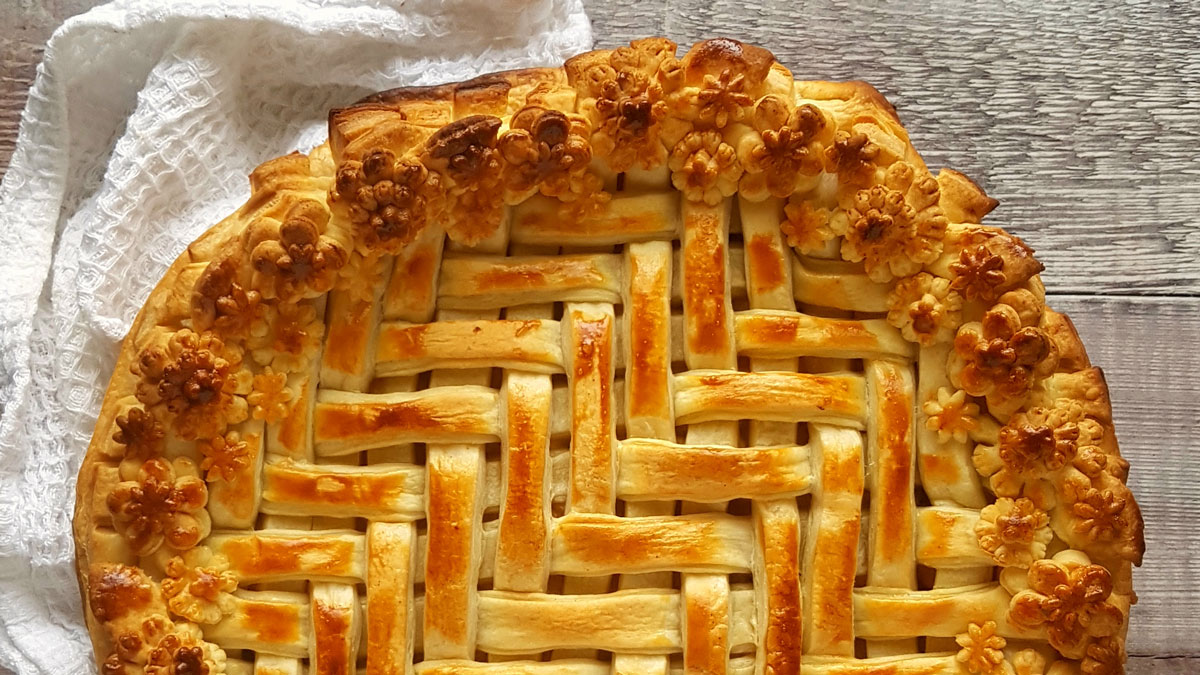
<box><xmin>74</xmin><ymin>37</ymin><xmax>1143</xmax><ymax>675</ymax></box>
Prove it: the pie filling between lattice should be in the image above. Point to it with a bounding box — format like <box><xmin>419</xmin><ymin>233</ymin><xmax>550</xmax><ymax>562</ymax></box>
<box><xmin>74</xmin><ymin>37</ymin><xmax>1144</xmax><ymax>675</ymax></box>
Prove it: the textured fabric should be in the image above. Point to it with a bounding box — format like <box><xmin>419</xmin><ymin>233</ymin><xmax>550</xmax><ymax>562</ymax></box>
<box><xmin>0</xmin><ymin>0</ymin><xmax>591</xmax><ymax>670</ymax></box>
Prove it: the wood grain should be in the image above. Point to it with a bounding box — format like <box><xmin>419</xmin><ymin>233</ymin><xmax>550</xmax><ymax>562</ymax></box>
<box><xmin>594</xmin><ymin>0</ymin><xmax>1200</xmax><ymax>296</ymax></box>
<box><xmin>0</xmin><ymin>1</ymin><xmax>1197</xmax><ymax>673</ymax></box>
<box><xmin>0</xmin><ymin>0</ymin><xmax>100</xmax><ymax>173</ymax></box>
<box><xmin>1052</xmin><ymin>296</ymin><xmax>1200</xmax><ymax>659</ymax></box>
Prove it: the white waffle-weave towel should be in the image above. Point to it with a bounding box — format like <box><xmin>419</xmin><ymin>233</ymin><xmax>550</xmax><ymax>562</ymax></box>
<box><xmin>0</xmin><ymin>0</ymin><xmax>591</xmax><ymax>670</ymax></box>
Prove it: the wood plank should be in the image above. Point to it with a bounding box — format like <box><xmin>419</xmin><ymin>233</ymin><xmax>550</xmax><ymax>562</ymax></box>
<box><xmin>1050</xmin><ymin>295</ymin><xmax>1200</xmax><ymax>657</ymax></box>
<box><xmin>584</xmin><ymin>0</ymin><xmax>665</xmax><ymax>48</ymax></box>
<box><xmin>0</xmin><ymin>34</ymin><xmax>46</xmax><ymax>175</ymax></box>
<box><xmin>1127</xmin><ymin>657</ymin><xmax>1200</xmax><ymax>675</ymax></box>
<box><xmin>586</xmin><ymin>0</ymin><xmax>1200</xmax><ymax>295</ymax></box>
<box><xmin>0</xmin><ymin>0</ymin><xmax>105</xmax><ymax>177</ymax></box>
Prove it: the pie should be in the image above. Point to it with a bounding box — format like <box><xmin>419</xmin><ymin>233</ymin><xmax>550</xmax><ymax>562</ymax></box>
<box><xmin>73</xmin><ymin>37</ymin><xmax>1144</xmax><ymax>675</ymax></box>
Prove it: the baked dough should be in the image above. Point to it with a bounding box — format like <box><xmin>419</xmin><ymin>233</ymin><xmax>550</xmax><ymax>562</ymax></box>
<box><xmin>73</xmin><ymin>37</ymin><xmax>1143</xmax><ymax>675</ymax></box>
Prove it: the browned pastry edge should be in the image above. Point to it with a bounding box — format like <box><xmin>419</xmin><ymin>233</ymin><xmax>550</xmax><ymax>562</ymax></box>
<box><xmin>71</xmin><ymin>36</ymin><xmax>1144</xmax><ymax>672</ymax></box>
<box><xmin>73</xmin><ymin>210</ymin><xmax>238</xmax><ymax>658</ymax></box>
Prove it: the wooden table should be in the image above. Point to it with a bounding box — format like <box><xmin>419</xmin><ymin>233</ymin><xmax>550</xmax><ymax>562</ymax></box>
<box><xmin>2</xmin><ymin>1</ymin><xmax>1195</xmax><ymax>672</ymax></box>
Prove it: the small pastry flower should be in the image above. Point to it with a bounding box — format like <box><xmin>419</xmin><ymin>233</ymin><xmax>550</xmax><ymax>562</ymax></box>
<box><xmin>112</xmin><ymin>406</ymin><xmax>165</xmax><ymax>463</ymax></box>
<box><xmin>1011</xmin><ymin>649</ymin><xmax>1047</xmax><ymax>675</ymax></box>
<box><xmin>199</xmin><ymin>431</ymin><xmax>251</xmax><ymax>483</ymax></box>
<box><xmin>922</xmin><ymin>387</ymin><xmax>980</xmax><ymax>444</ymax></box>
<box><xmin>1070</xmin><ymin>485</ymin><xmax>1131</xmax><ymax>545</ymax></box>
<box><xmin>1060</xmin><ymin>470</ymin><xmax>1142</xmax><ymax>564</ymax></box>
<box><xmin>974</xmin><ymin>403</ymin><xmax>1081</xmax><ymax>500</ymax></box>
<box><xmin>592</xmin><ymin>82</ymin><xmax>669</xmax><ymax>172</ymax></box>
<box><xmin>887</xmin><ymin>272</ymin><xmax>964</xmax><ymax>346</ymax></box>
<box><xmin>951</xmin><ymin>244</ymin><xmax>1007</xmax><ymax>303</ymax></box>
<box><xmin>954</xmin><ymin>621</ymin><xmax>1008</xmax><ymax>675</ymax></box>
<box><xmin>107</xmin><ymin>458</ymin><xmax>210</xmax><ymax>556</ymax></box>
<box><xmin>248</xmin><ymin>199</ymin><xmax>348</xmax><ymax>301</ymax></box>
<box><xmin>695</xmin><ymin>68</ymin><xmax>753</xmax><ymax>129</ymax></box>
<box><xmin>422</xmin><ymin>115</ymin><xmax>506</xmax><ymax>246</ymax></box>
<box><xmin>779</xmin><ymin>196</ymin><xmax>834</xmax><ymax>255</ymax></box>
<box><xmin>248</xmin><ymin>301</ymin><xmax>324</xmax><ymax>374</ymax></box>
<box><xmin>948</xmin><ymin>231</ymin><xmax>1044</xmax><ymax>305</ymax></box>
<box><xmin>133</xmin><ymin>330</ymin><xmax>250</xmax><ymax>440</ymax></box>
<box><xmin>191</xmin><ymin>256</ymin><xmax>263</xmax><ymax>338</ymax></box>
<box><xmin>1006</xmin><ymin>553</ymin><xmax>1125</xmax><ymax>659</ymax></box>
<box><xmin>831</xmin><ymin>161</ymin><xmax>947</xmax><ymax>282</ymax></box>
<box><xmin>332</xmin><ymin>149</ymin><xmax>443</xmax><ymax>255</ymax></box>
<box><xmin>500</xmin><ymin>107</ymin><xmax>597</xmax><ymax>199</ymax></box>
<box><xmin>580</xmin><ymin>38</ymin><xmax>676</xmax><ymax>172</ymax></box>
<box><xmin>1067</xmin><ymin>411</ymin><xmax>1113</xmax><ymax>480</ymax></box>
<box><xmin>144</xmin><ymin>623</ymin><xmax>227</xmax><ymax>675</ymax></box>
<box><xmin>161</xmin><ymin>547</ymin><xmax>238</xmax><ymax>624</ymax></box>
<box><xmin>669</xmin><ymin>130</ymin><xmax>742</xmax><ymax>205</ymax></box>
<box><xmin>825</xmin><ymin>130</ymin><xmax>881</xmax><ymax>188</ymax></box>
<box><xmin>975</xmin><ymin>497</ymin><xmax>1053</xmax><ymax>567</ymax></box>
<box><xmin>949</xmin><ymin>303</ymin><xmax>1058</xmax><ymax>412</ymax></box>
<box><xmin>740</xmin><ymin>98</ymin><xmax>831</xmax><ymax>199</ymax></box>
<box><xmin>1082</xmin><ymin>636</ymin><xmax>1125</xmax><ymax>675</ymax></box>
<box><xmin>248</xmin><ymin>368</ymin><xmax>293</xmax><ymax>423</ymax></box>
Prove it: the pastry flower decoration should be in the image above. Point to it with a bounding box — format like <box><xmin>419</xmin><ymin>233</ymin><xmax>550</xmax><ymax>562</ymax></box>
<box><xmin>161</xmin><ymin>547</ymin><xmax>238</xmax><ymax>625</ymax></box>
<box><xmin>954</xmin><ymin>621</ymin><xmax>1009</xmax><ymax>675</ymax></box>
<box><xmin>191</xmin><ymin>256</ymin><xmax>263</xmax><ymax>338</ymax></box>
<box><xmin>582</xmin><ymin>38</ymin><xmax>675</xmax><ymax>172</ymax></box>
<box><xmin>887</xmin><ymin>272</ymin><xmax>964</xmax><ymax>346</ymax></box>
<box><xmin>333</xmin><ymin>148</ymin><xmax>443</xmax><ymax>255</ymax></box>
<box><xmin>975</xmin><ymin>497</ymin><xmax>1053</xmax><ymax>567</ymax></box>
<box><xmin>248</xmin><ymin>301</ymin><xmax>324</xmax><ymax>374</ymax></box>
<box><xmin>1082</xmin><ymin>636</ymin><xmax>1125</xmax><ymax>675</ymax></box>
<box><xmin>974</xmin><ymin>403</ymin><xmax>1082</xmax><ymax>503</ymax></box>
<box><xmin>948</xmin><ymin>230</ymin><xmax>1044</xmax><ymax>305</ymax></box>
<box><xmin>198</xmin><ymin>431</ymin><xmax>252</xmax><ymax>483</ymax></box>
<box><xmin>88</xmin><ymin>563</ymin><xmax>174</xmax><ymax>667</ymax></box>
<box><xmin>949</xmin><ymin>302</ymin><xmax>1058</xmax><ymax>416</ymax></box>
<box><xmin>134</xmin><ymin>329</ymin><xmax>251</xmax><ymax>440</ymax></box>
<box><xmin>779</xmin><ymin>195</ymin><xmax>834</xmax><ymax>255</ymax></box>
<box><xmin>825</xmin><ymin>130</ymin><xmax>882</xmax><ymax>191</ymax></box>
<box><xmin>499</xmin><ymin>106</ymin><xmax>606</xmax><ymax>218</ymax></box>
<box><xmin>695</xmin><ymin>67</ymin><xmax>753</xmax><ymax>129</ymax></box>
<box><xmin>669</xmin><ymin>129</ymin><xmax>743</xmax><ymax>205</ymax></box>
<box><xmin>248</xmin><ymin>199</ymin><xmax>348</xmax><ymax>302</ymax></box>
<box><xmin>922</xmin><ymin>387</ymin><xmax>980</xmax><ymax>444</ymax></box>
<box><xmin>740</xmin><ymin>96</ymin><xmax>831</xmax><ymax>200</ymax></box>
<box><xmin>107</xmin><ymin>458</ymin><xmax>211</xmax><ymax>557</ymax></box>
<box><xmin>1004</xmin><ymin>551</ymin><xmax>1125</xmax><ymax>659</ymax></box>
<box><xmin>1058</xmin><ymin>472</ymin><xmax>1141</xmax><ymax>563</ymax></box>
<box><xmin>831</xmin><ymin>161</ymin><xmax>948</xmax><ymax>282</ymax></box>
<box><xmin>112</xmin><ymin>405</ymin><xmax>165</xmax><ymax>465</ymax></box>
<box><xmin>1010</xmin><ymin>649</ymin><xmax>1048</xmax><ymax>675</ymax></box>
<box><xmin>1070</xmin><ymin>485</ymin><xmax>1130</xmax><ymax>545</ymax></box>
<box><xmin>950</xmin><ymin>244</ymin><xmax>1006</xmax><ymax>302</ymax></box>
<box><xmin>248</xmin><ymin>368</ymin><xmax>293</xmax><ymax>423</ymax></box>
<box><xmin>422</xmin><ymin>115</ymin><xmax>507</xmax><ymax>246</ymax></box>
<box><xmin>144</xmin><ymin>623</ymin><xmax>227</xmax><ymax>675</ymax></box>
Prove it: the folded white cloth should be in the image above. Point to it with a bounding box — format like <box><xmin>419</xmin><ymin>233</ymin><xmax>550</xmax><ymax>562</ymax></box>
<box><xmin>0</xmin><ymin>0</ymin><xmax>591</xmax><ymax>670</ymax></box>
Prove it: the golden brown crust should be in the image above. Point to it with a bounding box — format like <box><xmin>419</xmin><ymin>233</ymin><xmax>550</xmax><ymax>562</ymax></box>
<box><xmin>73</xmin><ymin>37</ymin><xmax>1143</xmax><ymax>672</ymax></box>
<box><xmin>74</xmin><ymin>149</ymin><xmax>333</xmax><ymax>663</ymax></box>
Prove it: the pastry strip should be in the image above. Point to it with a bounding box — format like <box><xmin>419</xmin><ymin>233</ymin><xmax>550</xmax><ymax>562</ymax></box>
<box><xmin>673</xmin><ymin>370</ymin><xmax>866</xmax><ymax>427</ymax></box>
<box><xmin>375</xmin><ymin>319</ymin><xmax>564</xmax><ymax>376</ymax></box>
<box><xmin>366</xmin><ymin>521</ymin><xmax>417</xmax><ymax>674</ymax></box>
<box><xmin>438</xmin><ymin>254</ymin><xmax>623</xmax><ymax>309</ymax></box>
<box><xmin>511</xmin><ymin>192</ymin><xmax>681</xmax><ymax>246</ymax></box>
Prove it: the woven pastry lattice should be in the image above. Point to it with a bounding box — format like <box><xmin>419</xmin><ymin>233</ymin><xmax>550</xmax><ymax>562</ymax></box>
<box><xmin>75</xmin><ymin>38</ymin><xmax>1143</xmax><ymax>675</ymax></box>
